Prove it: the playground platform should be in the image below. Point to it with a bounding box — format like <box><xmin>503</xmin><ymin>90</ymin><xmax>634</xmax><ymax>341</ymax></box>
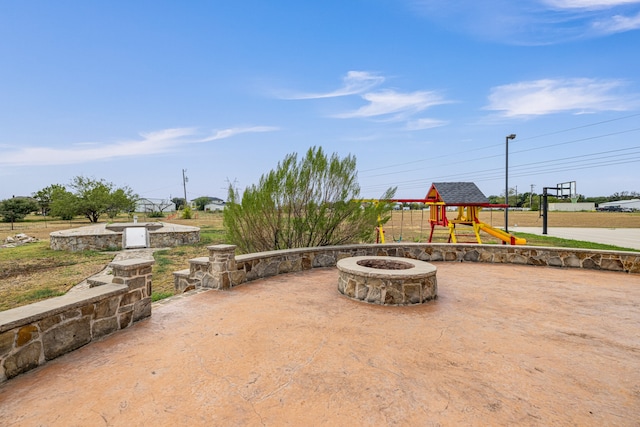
<box><xmin>1</xmin><ymin>263</ymin><xmax>639</xmax><ymax>426</ymax></box>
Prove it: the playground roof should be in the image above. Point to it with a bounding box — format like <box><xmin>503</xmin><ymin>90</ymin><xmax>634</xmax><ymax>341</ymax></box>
<box><xmin>427</xmin><ymin>182</ymin><xmax>489</xmax><ymax>205</ymax></box>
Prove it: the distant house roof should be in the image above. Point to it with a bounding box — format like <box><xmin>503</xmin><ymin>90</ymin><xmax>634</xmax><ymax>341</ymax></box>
<box><xmin>426</xmin><ymin>182</ymin><xmax>489</xmax><ymax>205</ymax></box>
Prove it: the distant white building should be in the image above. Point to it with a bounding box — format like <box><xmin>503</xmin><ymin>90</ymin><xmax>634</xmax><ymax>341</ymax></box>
<box><xmin>204</xmin><ymin>201</ymin><xmax>226</xmax><ymax>211</ymax></box>
<box><xmin>597</xmin><ymin>199</ymin><xmax>640</xmax><ymax>212</ymax></box>
<box><xmin>135</xmin><ymin>198</ymin><xmax>176</xmax><ymax>213</ymax></box>
<box><xmin>548</xmin><ymin>202</ymin><xmax>595</xmax><ymax>212</ymax></box>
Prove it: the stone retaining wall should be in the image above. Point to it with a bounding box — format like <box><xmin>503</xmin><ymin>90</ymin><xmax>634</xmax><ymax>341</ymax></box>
<box><xmin>50</xmin><ymin>222</ymin><xmax>200</xmax><ymax>252</ymax></box>
<box><xmin>0</xmin><ymin>259</ymin><xmax>154</xmax><ymax>383</ymax></box>
<box><xmin>150</xmin><ymin>230</ymin><xmax>200</xmax><ymax>248</ymax></box>
<box><xmin>174</xmin><ymin>243</ymin><xmax>640</xmax><ymax>292</ymax></box>
<box><xmin>50</xmin><ymin>232</ymin><xmax>122</xmax><ymax>251</ymax></box>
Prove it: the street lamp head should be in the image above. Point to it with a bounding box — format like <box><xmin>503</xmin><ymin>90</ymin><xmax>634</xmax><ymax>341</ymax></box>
<box><xmin>507</xmin><ymin>134</ymin><xmax>516</xmax><ymax>140</ymax></box>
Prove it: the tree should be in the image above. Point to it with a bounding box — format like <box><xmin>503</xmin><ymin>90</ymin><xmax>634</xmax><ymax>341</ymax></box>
<box><xmin>609</xmin><ymin>191</ymin><xmax>639</xmax><ymax>201</ymax></box>
<box><xmin>0</xmin><ymin>197</ymin><xmax>39</xmax><ymax>228</ymax></box>
<box><xmin>72</xmin><ymin>177</ymin><xmax>137</xmax><ymax>222</ymax></box>
<box><xmin>49</xmin><ymin>186</ymin><xmax>78</xmax><ymax>220</ymax></box>
<box><xmin>32</xmin><ymin>184</ymin><xmax>66</xmax><ymax>216</ymax></box>
<box><xmin>70</xmin><ymin>176</ymin><xmax>113</xmax><ymax>222</ymax></box>
<box><xmin>106</xmin><ymin>187</ymin><xmax>137</xmax><ymax>219</ymax></box>
<box><xmin>224</xmin><ymin>146</ymin><xmax>396</xmax><ymax>253</ymax></box>
<box><xmin>193</xmin><ymin>196</ymin><xmax>212</xmax><ymax>211</ymax></box>
<box><xmin>48</xmin><ymin>176</ymin><xmax>138</xmax><ymax>222</ymax></box>
<box><xmin>172</xmin><ymin>197</ymin><xmax>186</xmax><ymax>210</ymax></box>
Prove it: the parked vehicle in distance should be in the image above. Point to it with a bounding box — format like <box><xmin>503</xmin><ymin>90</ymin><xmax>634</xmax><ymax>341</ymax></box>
<box><xmin>597</xmin><ymin>206</ymin><xmax>623</xmax><ymax>212</ymax></box>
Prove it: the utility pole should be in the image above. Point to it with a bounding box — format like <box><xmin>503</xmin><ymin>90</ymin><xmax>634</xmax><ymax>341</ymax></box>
<box><xmin>182</xmin><ymin>169</ymin><xmax>188</xmax><ymax>206</ymax></box>
<box><xmin>504</xmin><ymin>133</ymin><xmax>516</xmax><ymax>232</ymax></box>
<box><xmin>530</xmin><ymin>184</ymin><xmax>535</xmax><ymax>209</ymax></box>
<box><xmin>223</xmin><ymin>177</ymin><xmax>239</xmax><ymax>195</ymax></box>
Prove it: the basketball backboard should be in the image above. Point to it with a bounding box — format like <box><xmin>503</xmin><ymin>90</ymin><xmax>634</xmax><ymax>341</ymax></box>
<box><xmin>556</xmin><ymin>181</ymin><xmax>576</xmax><ymax>200</ymax></box>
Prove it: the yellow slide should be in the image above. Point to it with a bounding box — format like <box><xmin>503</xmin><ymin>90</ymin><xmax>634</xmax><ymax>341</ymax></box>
<box><xmin>477</xmin><ymin>222</ymin><xmax>526</xmax><ymax>245</ymax></box>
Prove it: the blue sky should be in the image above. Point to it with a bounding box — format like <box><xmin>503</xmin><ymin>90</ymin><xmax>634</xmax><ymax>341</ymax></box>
<box><xmin>1</xmin><ymin>0</ymin><xmax>639</xmax><ymax>202</ymax></box>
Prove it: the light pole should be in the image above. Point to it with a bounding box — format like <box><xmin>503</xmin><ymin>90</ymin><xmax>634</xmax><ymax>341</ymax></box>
<box><xmin>505</xmin><ymin>133</ymin><xmax>516</xmax><ymax>232</ymax></box>
<box><xmin>182</xmin><ymin>169</ymin><xmax>188</xmax><ymax>208</ymax></box>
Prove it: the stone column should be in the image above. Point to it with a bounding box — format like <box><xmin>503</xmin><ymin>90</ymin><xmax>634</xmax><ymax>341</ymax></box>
<box><xmin>207</xmin><ymin>244</ymin><xmax>237</xmax><ymax>290</ymax></box>
<box><xmin>110</xmin><ymin>259</ymin><xmax>154</xmax><ymax>323</ymax></box>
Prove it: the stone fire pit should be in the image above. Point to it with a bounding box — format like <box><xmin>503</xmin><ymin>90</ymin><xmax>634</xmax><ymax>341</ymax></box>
<box><xmin>337</xmin><ymin>256</ymin><xmax>437</xmax><ymax>305</ymax></box>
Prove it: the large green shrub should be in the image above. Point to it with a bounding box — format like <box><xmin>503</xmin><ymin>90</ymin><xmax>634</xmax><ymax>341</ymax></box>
<box><xmin>224</xmin><ymin>146</ymin><xmax>395</xmax><ymax>253</ymax></box>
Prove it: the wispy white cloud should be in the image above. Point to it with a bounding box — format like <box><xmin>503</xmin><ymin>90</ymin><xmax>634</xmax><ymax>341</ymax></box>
<box><xmin>196</xmin><ymin>126</ymin><xmax>280</xmax><ymax>142</ymax></box>
<box><xmin>408</xmin><ymin>0</ymin><xmax>640</xmax><ymax>43</ymax></box>
<box><xmin>484</xmin><ymin>78</ymin><xmax>635</xmax><ymax>116</ymax></box>
<box><xmin>0</xmin><ymin>126</ymin><xmax>278</xmax><ymax>167</ymax></box>
<box><xmin>543</xmin><ymin>0</ymin><xmax>640</xmax><ymax>9</ymax></box>
<box><xmin>285</xmin><ymin>71</ymin><xmax>451</xmax><ymax>129</ymax></box>
<box><xmin>281</xmin><ymin>71</ymin><xmax>385</xmax><ymax>99</ymax></box>
<box><xmin>334</xmin><ymin>90</ymin><xmax>450</xmax><ymax>120</ymax></box>
<box><xmin>405</xmin><ymin>118</ymin><xmax>449</xmax><ymax>130</ymax></box>
<box><xmin>591</xmin><ymin>10</ymin><xmax>640</xmax><ymax>32</ymax></box>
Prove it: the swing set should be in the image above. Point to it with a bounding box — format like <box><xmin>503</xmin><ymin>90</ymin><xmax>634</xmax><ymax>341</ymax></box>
<box><xmin>371</xmin><ymin>182</ymin><xmax>526</xmax><ymax>245</ymax></box>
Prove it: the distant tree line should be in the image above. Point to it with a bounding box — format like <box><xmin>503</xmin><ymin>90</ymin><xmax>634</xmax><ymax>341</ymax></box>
<box><xmin>0</xmin><ymin>176</ymin><xmax>137</xmax><ymax>224</ymax></box>
<box><xmin>487</xmin><ymin>189</ymin><xmax>640</xmax><ymax>210</ymax></box>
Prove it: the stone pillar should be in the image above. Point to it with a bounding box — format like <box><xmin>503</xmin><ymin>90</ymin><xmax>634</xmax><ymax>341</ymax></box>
<box><xmin>110</xmin><ymin>259</ymin><xmax>154</xmax><ymax>323</ymax></box>
<box><xmin>207</xmin><ymin>244</ymin><xmax>237</xmax><ymax>290</ymax></box>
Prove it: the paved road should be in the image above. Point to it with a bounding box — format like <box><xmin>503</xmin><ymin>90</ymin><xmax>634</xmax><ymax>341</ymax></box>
<box><xmin>513</xmin><ymin>227</ymin><xmax>640</xmax><ymax>250</ymax></box>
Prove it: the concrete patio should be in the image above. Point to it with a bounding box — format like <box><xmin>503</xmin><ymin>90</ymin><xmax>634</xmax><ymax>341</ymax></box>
<box><xmin>1</xmin><ymin>262</ymin><xmax>639</xmax><ymax>426</ymax></box>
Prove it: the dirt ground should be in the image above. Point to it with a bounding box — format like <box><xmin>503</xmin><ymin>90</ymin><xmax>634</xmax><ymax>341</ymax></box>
<box><xmin>1</xmin><ymin>263</ymin><xmax>638</xmax><ymax>426</ymax></box>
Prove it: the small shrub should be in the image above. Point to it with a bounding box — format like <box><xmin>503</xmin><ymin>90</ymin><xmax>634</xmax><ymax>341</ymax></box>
<box><xmin>151</xmin><ymin>291</ymin><xmax>174</xmax><ymax>302</ymax></box>
<box><xmin>182</xmin><ymin>206</ymin><xmax>193</xmax><ymax>219</ymax></box>
<box><xmin>147</xmin><ymin>211</ymin><xmax>164</xmax><ymax>218</ymax></box>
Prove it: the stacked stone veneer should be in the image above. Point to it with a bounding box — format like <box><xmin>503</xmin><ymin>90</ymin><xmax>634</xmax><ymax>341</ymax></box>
<box><xmin>50</xmin><ymin>223</ymin><xmax>199</xmax><ymax>252</ymax></box>
<box><xmin>0</xmin><ymin>259</ymin><xmax>154</xmax><ymax>383</ymax></box>
<box><xmin>337</xmin><ymin>256</ymin><xmax>438</xmax><ymax>305</ymax></box>
<box><xmin>174</xmin><ymin>243</ymin><xmax>640</xmax><ymax>293</ymax></box>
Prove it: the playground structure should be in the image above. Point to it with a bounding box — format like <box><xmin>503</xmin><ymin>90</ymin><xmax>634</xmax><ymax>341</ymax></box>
<box><xmin>374</xmin><ymin>182</ymin><xmax>526</xmax><ymax>245</ymax></box>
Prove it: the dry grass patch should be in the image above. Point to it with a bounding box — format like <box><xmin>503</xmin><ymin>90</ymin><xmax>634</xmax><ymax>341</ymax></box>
<box><xmin>0</xmin><ymin>242</ymin><xmax>114</xmax><ymax>311</ymax></box>
<box><xmin>0</xmin><ymin>212</ymin><xmax>227</xmax><ymax>311</ymax></box>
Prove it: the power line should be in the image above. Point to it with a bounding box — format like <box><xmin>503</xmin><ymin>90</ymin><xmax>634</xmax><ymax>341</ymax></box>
<box><xmin>357</xmin><ymin>113</ymin><xmax>640</xmax><ymax>176</ymax></box>
<box><xmin>362</xmin><ymin>127</ymin><xmax>640</xmax><ymax>181</ymax></box>
<box><xmin>511</xmin><ymin>127</ymin><xmax>640</xmax><ymax>155</ymax></box>
<box><xmin>361</xmin><ymin>146</ymin><xmax>640</xmax><ymax>194</ymax></box>
<box><xmin>513</xmin><ymin>112</ymin><xmax>640</xmax><ymax>143</ymax></box>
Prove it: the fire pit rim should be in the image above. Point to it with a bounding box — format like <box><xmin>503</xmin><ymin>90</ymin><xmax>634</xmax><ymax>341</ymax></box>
<box><xmin>337</xmin><ymin>255</ymin><xmax>436</xmax><ymax>279</ymax></box>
